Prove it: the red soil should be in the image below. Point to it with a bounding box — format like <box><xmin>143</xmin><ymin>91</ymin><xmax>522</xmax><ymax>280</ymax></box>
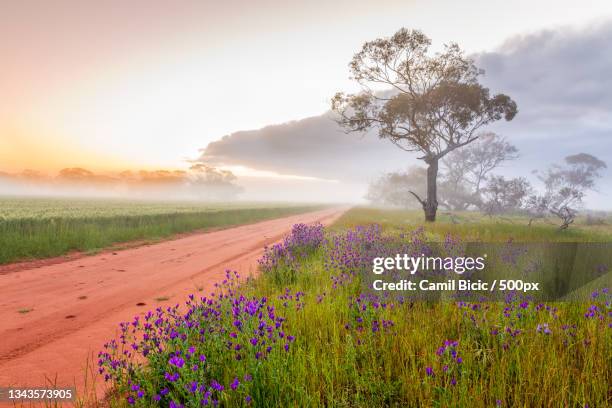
<box><xmin>0</xmin><ymin>207</ymin><xmax>346</xmax><ymax>404</ymax></box>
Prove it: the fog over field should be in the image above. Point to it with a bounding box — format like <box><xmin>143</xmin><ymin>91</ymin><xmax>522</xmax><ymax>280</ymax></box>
<box><xmin>0</xmin><ymin>166</ymin><xmax>245</xmax><ymax>202</ymax></box>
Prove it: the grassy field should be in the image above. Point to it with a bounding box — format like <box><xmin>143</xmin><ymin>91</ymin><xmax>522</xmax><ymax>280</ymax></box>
<box><xmin>98</xmin><ymin>207</ymin><xmax>611</xmax><ymax>407</ymax></box>
<box><xmin>0</xmin><ymin>197</ymin><xmax>326</xmax><ymax>264</ymax></box>
<box><xmin>333</xmin><ymin>207</ymin><xmax>612</xmax><ymax>242</ymax></box>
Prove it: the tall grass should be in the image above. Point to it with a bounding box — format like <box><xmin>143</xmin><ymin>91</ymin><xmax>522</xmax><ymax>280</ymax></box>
<box><xmin>99</xmin><ymin>215</ymin><xmax>611</xmax><ymax>407</ymax></box>
<box><xmin>248</xmin><ymin>252</ymin><xmax>609</xmax><ymax>407</ymax></box>
<box><xmin>0</xmin><ymin>198</ymin><xmax>326</xmax><ymax>264</ymax></box>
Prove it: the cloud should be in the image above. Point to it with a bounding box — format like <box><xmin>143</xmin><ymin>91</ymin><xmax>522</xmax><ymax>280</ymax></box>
<box><xmin>477</xmin><ymin>23</ymin><xmax>612</xmax><ymax>122</ymax></box>
<box><xmin>475</xmin><ymin>22</ymin><xmax>612</xmax><ymax>207</ymax></box>
<box><xmin>197</xmin><ymin>22</ymin><xmax>612</xmax><ymax>207</ymax></box>
<box><xmin>197</xmin><ymin>113</ymin><xmax>410</xmax><ymax>182</ymax></box>
<box><xmin>475</xmin><ymin>22</ymin><xmax>612</xmax><ymax>151</ymax></box>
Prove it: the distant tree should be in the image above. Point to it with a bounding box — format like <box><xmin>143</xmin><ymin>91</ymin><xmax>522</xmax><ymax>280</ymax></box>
<box><xmin>117</xmin><ymin>170</ymin><xmax>137</xmax><ymax>181</ymax></box>
<box><xmin>332</xmin><ymin>28</ymin><xmax>517</xmax><ymax>221</ymax></box>
<box><xmin>138</xmin><ymin>170</ymin><xmax>188</xmax><ymax>185</ymax></box>
<box><xmin>441</xmin><ymin>132</ymin><xmax>518</xmax><ymax>210</ymax></box>
<box><xmin>57</xmin><ymin>167</ymin><xmax>116</xmax><ymax>184</ymax></box>
<box><xmin>366</xmin><ymin>166</ymin><xmax>426</xmax><ymax>207</ymax></box>
<box><xmin>366</xmin><ymin>132</ymin><xmax>520</xmax><ymax>211</ymax></box>
<box><xmin>481</xmin><ymin>176</ymin><xmax>532</xmax><ymax>216</ymax></box>
<box><xmin>11</xmin><ymin>169</ymin><xmax>52</xmax><ymax>184</ymax></box>
<box><xmin>437</xmin><ymin>180</ymin><xmax>476</xmax><ymax>211</ymax></box>
<box><xmin>20</xmin><ymin>169</ymin><xmax>49</xmax><ymax>181</ymax></box>
<box><xmin>524</xmin><ymin>194</ymin><xmax>550</xmax><ymax>226</ymax></box>
<box><xmin>528</xmin><ymin>153</ymin><xmax>607</xmax><ymax>229</ymax></box>
<box><xmin>57</xmin><ymin>167</ymin><xmax>95</xmax><ymax>181</ymax></box>
<box><xmin>189</xmin><ymin>164</ymin><xmax>243</xmax><ymax>200</ymax></box>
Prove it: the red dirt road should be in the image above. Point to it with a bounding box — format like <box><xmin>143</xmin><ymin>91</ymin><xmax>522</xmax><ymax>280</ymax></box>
<box><xmin>0</xmin><ymin>207</ymin><xmax>346</xmax><ymax>402</ymax></box>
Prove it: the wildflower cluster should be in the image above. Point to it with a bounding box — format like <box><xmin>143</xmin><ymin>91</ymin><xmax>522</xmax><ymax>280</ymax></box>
<box><xmin>584</xmin><ymin>288</ymin><xmax>611</xmax><ymax>328</ymax></box>
<box><xmin>425</xmin><ymin>340</ymin><xmax>463</xmax><ymax>387</ymax></box>
<box><xmin>98</xmin><ymin>270</ymin><xmax>294</xmax><ymax>406</ymax></box>
<box><xmin>344</xmin><ymin>293</ymin><xmax>395</xmax><ymax>344</ymax></box>
<box><xmin>324</xmin><ymin>225</ymin><xmax>427</xmax><ymax>287</ymax></box>
<box><xmin>258</xmin><ymin>223</ymin><xmax>324</xmax><ymax>284</ymax></box>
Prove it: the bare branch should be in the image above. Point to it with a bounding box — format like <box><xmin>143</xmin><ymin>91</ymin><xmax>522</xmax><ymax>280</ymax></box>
<box><xmin>409</xmin><ymin>190</ymin><xmax>426</xmax><ymax>207</ymax></box>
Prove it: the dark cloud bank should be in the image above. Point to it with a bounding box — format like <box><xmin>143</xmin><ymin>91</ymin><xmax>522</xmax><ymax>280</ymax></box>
<box><xmin>200</xmin><ymin>113</ymin><xmax>408</xmax><ymax>182</ymax></box>
<box><xmin>199</xmin><ymin>22</ymin><xmax>612</xmax><ymax>207</ymax></box>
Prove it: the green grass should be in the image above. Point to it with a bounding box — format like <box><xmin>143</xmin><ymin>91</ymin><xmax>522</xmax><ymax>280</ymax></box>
<box><xmin>243</xmin><ymin>259</ymin><xmax>609</xmax><ymax>406</ymax></box>
<box><xmin>0</xmin><ymin>197</ymin><xmax>326</xmax><ymax>264</ymax></box>
<box><xmin>102</xmin><ymin>207</ymin><xmax>610</xmax><ymax>407</ymax></box>
<box><xmin>333</xmin><ymin>207</ymin><xmax>612</xmax><ymax>242</ymax></box>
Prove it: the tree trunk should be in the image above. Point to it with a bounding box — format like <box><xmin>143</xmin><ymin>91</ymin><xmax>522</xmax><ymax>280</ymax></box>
<box><xmin>424</xmin><ymin>158</ymin><xmax>439</xmax><ymax>222</ymax></box>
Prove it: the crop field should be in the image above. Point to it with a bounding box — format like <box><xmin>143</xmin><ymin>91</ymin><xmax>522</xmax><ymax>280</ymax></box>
<box><xmin>0</xmin><ymin>197</ymin><xmax>325</xmax><ymax>264</ymax></box>
<box><xmin>98</xmin><ymin>207</ymin><xmax>611</xmax><ymax>407</ymax></box>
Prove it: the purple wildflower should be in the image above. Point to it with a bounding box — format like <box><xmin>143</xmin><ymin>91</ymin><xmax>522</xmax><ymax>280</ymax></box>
<box><xmin>164</xmin><ymin>372</ymin><xmax>179</xmax><ymax>382</ymax></box>
<box><xmin>169</xmin><ymin>356</ymin><xmax>185</xmax><ymax>368</ymax></box>
<box><xmin>210</xmin><ymin>380</ymin><xmax>224</xmax><ymax>392</ymax></box>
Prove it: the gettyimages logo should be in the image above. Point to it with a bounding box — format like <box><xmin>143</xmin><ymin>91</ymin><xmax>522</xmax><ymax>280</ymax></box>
<box><xmin>372</xmin><ymin>254</ymin><xmax>487</xmax><ymax>275</ymax></box>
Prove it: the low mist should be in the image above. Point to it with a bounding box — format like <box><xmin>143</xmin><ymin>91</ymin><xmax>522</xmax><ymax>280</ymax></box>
<box><xmin>0</xmin><ymin>165</ymin><xmax>245</xmax><ymax>202</ymax></box>
<box><xmin>0</xmin><ymin>165</ymin><xmax>362</xmax><ymax>204</ymax></box>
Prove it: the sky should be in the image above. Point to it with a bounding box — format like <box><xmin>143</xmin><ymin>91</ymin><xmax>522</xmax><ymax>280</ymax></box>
<box><xmin>1</xmin><ymin>0</ymin><xmax>612</xmax><ymax>206</ymax></box>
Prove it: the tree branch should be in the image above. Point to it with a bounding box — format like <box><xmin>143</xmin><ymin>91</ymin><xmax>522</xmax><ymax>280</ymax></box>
<box><xmin>409</xmin><ymin>190</ymin><xmax>426</xmax><ymax>207</ymax></box>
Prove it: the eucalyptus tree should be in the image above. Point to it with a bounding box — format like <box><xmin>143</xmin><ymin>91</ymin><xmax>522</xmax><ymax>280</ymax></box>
<box><xmin>332</xmin><ymin>28</ymin><xmax>517</xmax><ymax>221</ymax></box>
<box><xmin>528</xmin><ymin>153</ymin><xmax>607</xmax><ymax>229</ymax></box>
